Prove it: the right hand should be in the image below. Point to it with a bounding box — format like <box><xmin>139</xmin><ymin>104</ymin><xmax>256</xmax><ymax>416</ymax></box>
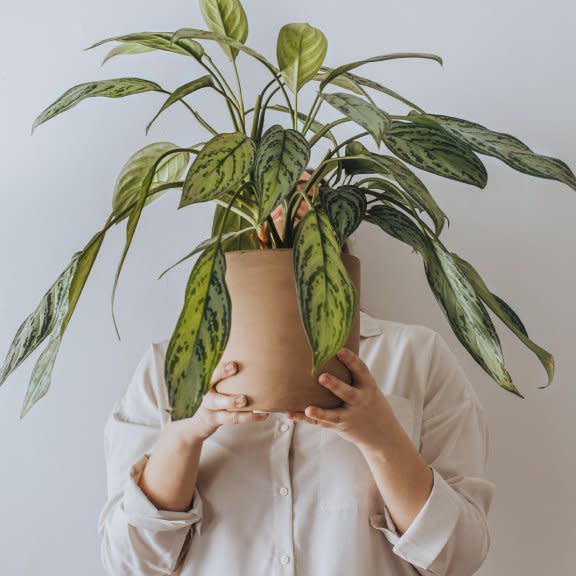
<box><xmin>173</xmin><ymin>359</ymin><xmax>270</xmax><ymax>442</ymax></box>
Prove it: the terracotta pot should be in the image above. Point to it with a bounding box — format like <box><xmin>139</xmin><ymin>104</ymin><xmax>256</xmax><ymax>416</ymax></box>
<box><xmin>215</xmin><ymin>248</ymin><xmax>361</xmax><ymax>413</ymax></box>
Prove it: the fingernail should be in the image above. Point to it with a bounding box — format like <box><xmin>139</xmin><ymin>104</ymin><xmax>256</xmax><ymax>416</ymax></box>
<box><xmin>235</xmin><ymin>395</ymin><xmax>246</xmax><ymax>406</ymax></box>
<box><xmin>225</xmin><ymin>361</ymin><xmax>236</xmax><ymax>373</ymax></box>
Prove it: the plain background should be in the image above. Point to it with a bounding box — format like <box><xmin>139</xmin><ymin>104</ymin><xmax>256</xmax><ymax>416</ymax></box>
<box><xmin>1</xmin><ymin>0</ymin><xmax>574</xmax><ymax>573</ymax></box>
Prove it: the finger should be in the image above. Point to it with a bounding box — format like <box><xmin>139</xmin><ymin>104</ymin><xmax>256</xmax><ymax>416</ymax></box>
<box><xmin>216</xmin><ymin>411</ymin><xmax>270</xmax><ymax>425</ymax></box>
<box><xmin>202</xmin><ymin>389</ymin><xmax>247</xmax><ymax>411</ymax></box>
<box><xmin>210</xmin><ymin>359</ymin><xmax>238</xmax><ymax>387</ymax></box>
<box><xmin>318</xmin><ymin>372</ymin><xmax>359</xmax><ymax>404</ymax></box>
<box><xmin>305</xmin><ymin>405</ymin><xmax>346</xmax><ymax>424</ymax></box>
<box><xmin>336</xmin><ymin>348</ymin><xmax>371</xmax><ymax>385</ymax></box>
<box><xmin>285</xmin><ymin>410</ymin><xmax>334</xmax><ymax>428</ymax></box>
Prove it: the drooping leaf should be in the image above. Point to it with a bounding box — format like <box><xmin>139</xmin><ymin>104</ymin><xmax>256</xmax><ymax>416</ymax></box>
<box><xmin>85</xmin><ymin>31</ymin><xmax>204</xmax><ymax>59</ymax></box>
<box><xmin>146</xmin><ymin>75</ymin><xmax>215</xmax><ymax>134</ymax></box>
<box><xmin>318</xmin><ymin>52</ymin><xmax>443</xmax><ymax>92</ymax></box>
<box><xmin>415</xmin><ymin>112</ymin><xmax>576</xmax><ymax>191</ymax></box>
<box><xmin>424</xmin><ymin>240</ymin><xmax>522</xmax><ymax>397</ymax></box>
<box><xmin>293</xmin><ymin>209</ymin><xmax>359</xmax><ymax>372</ymax></box>
<box><xmin>164</xmin><ymin>243</ymin><xmax>231</xmax><ymax>420</ymax></box>
<box><xmin>364</xmin><ymin>205</ymin><xmax>428</xmax><ymax>254</ymax></box>
<box><xmin>382</xmin><ymin>120</ymin><xmax>488</xmax><ymax>187</ymax></box>
<box><xmin>0</xmin><ymin>232</ymin><xmax>104</xmax><ymax>389</ymax></box>
<box><xmin>199</xmin><ymin>0</ymin><xmax>249</xmax><ymax>60</ymax></box>
<box><xmin>344</xmin><ymin>141</ymin><xmax>448</xmax><ymax>236</ymax></box>
<box><xmin>180</xmin><ymin>132</ymin><xmax>255</xmax><ymax>207</ymax></box>
<box><xmin>112</xmin><ymin>147</ymin><xmax>191</xmax><ymax>337</ymax></box>
<box><xmin>112</xmin><ymin>142</ymin><xmax>190</xmax><ymax>216</ymax></box>
<box><xmin>276</xmin><ymin>23</ymin><xmax>328</xmax><ymax>93</ymax></box>
<box><xmin>452</xmin><ymin>253</ymin><xmax>555</xmax><ymax>388</ymax></box>
<box><xmin>321</xmin><ymin>92</ymin><xmax>390</xmax><ymax>146</ymax></box>
<box><xmin>31</xmin><ymin>78</ymin><xmax>163</xmax><ymax>132</ymax></box>
<box><xmin>320</xmin><ymin>185</ymin><xmax>366</xmax><ymax>244</ymax></box>
<box><xmin>253</xmin><ymin>124</ymin><xmax>310</xmax><ymax>223</ymax></box>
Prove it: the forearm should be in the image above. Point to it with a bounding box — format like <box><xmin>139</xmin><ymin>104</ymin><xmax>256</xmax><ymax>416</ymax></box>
<box><xmin>138</xmin><ymin>420</ymin><xmax>204</xmax><ymax>512</ymax></box>
<box><xmin>358</xmin><ymin>420</ymin><xmax>434</xmax><ymax>536</ymax></box>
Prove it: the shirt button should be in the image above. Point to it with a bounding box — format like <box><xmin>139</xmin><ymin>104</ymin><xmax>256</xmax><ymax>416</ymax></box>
<box><xmin>279</xmin><ymin>423</ymin><xmax>290</xmax><ymax>433</ymax></box>
<box><xmin>280</xmin><ymin>554</ymin><xmax>290</xmax><ymax>565</ymax></box>
<box><xmin>279</xmin><ymin>486</ymin><xmax>289</xmax><ymax>496</ymax></box>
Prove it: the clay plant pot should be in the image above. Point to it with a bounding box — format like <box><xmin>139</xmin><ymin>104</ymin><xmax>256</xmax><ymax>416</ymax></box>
<box><xmin>215</xmin><ymin>248</ymin><xmax>361</xmax><ymax>413</ymax></box>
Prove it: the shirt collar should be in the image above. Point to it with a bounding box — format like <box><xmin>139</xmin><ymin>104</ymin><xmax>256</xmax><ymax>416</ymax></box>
<box><xmin>360</xmin><ymin>309</ymin><xmax>383</xmax><ymax>338</ymax></box>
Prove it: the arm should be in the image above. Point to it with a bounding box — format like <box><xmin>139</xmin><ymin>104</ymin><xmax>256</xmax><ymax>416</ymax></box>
<box><xmin>367</xmin><ymin>333</ymin><xmax>496</xmax><ymax>576</ymax></box>
<box><xmin>98</xmin><ymin>343</ymin><xmax>204</xmax><ymax>576</ymax></box>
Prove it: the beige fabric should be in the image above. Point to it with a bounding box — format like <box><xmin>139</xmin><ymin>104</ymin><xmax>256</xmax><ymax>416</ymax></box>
<box><xmin>98</xmin><ymin>309</ymin><xmax>495</xmax><ymax>576</ymax></box>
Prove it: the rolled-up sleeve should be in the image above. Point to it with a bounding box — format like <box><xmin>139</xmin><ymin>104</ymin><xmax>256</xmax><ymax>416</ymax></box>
<box><xmin>98</xmin><ymin>343</ymin><xmax>204</xmax><ymax>576</ymax></box>
<box><xmin>370</xmin><ymin>332</ymin><xmax>495</xmax><ymax>576</ymax></box>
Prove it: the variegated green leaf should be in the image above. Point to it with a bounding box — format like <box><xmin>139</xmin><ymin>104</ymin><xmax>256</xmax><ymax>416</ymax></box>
<box><xmin>31</xmin><ymin>78</ymin><xmax>163</xmax><ymax>133</ymax></box>
<box><xmin>1</xmin><ymin>231</ymin><xmax>105</xmax><ymax>416</ymax></box>
<box><xmin>112</xmin><ymin>147</ymin><xmax>191</xmax><ymax>337</ymax></box>
<box><xmin>320</xmin><ymin>185</ymin><xmax>366</xmax><ymax>244</ymax></box>
<box><xmin>164</xmin><ymin>243</ymin><xmax>231</xmax><ymax>420</ymax></box>
<box><xmin>415</xmin><ymin>113</ymin><xmax>576</xmax><ymax>191</ymax></box>
<box><xmin>321</xmin><ymin>92</ymin><xmax>390</xmax><ymax>146</ymax></box>
<box><xmin>22</xmin><ymin>228</ymin><xmax>105</xmax><ymax>417</ymax></box>
<box><xmin>102</xmin><ymin>42</ymin><xmax>156</xmax><ymax>65</ymax></box>
<box><xmin>0</xmin><ymin>258</ymin><xmax>78</xmax><ymax>388</ymax></box>
<box><xmin>112</xmin><ymin>142</ymin><xmax>190</xmax><ymax>216</ymax></box>
<box><xmin>313</xmin><ymin>69</ymin><xmax>364</xmax><ymax>95</ymax></box>
<box><xmin>253</xmin><ymin>124</ymin><xmax>310</xmax><ymax>223</ymax></box>
<box><xmin>364</xmin><ymin>205</ymin><xmax>428</xmax><ymax>254</ymax></box>
<box><xmin>424</xmin><ymin>240</ymin><xmax>522</xmax><ymax>397</ymax></box>
<box><xmin>146</xmin><ymin>75</ymin><xmax>215</xmax><ymax>134</ymax></box>
<box><xmin>276</xmin><ymin>23</ymin><xmax>328</xmax><ymax>93</ymax></box>
<box><xmin>452</xmin><ymin>253</ymin><xmax>554</xmax><ymax>388</ymax></box>
<box><xmin>293</xmin><ymin>209</ymin><xmax>359</xmax><ymax>372</ymax></box>
<box><xmin>359</xmin><ymin>177</ymin><xmax>419</xmax><ymax>212</ymax></box>
<box><xmin>85</xmin><ymin>32</ymin><xmax>204</xmax><ymax>59</ymax></box>
<box><xmin>318</xmin><ymin>52</ymin><xmax>443</xmax><ymax>92</ymax></box>
<box><xmin>199</xmin><ymin>0</ymin><xmax>249</xmax><ymax>60</ymax></box>
<box><xmin>382</xmin><ymin>120</ymin><xmax>488</xmax><ymax>187</ymax></box>
<box><xmin>344</xmin><ymin>141</ymin><xmax>448</xmax><ymax>236</ymax></box>
<box><xmin>180</xmin><ymin>132</ymin><xmax>255</xmax><ymax>207</ymax></box>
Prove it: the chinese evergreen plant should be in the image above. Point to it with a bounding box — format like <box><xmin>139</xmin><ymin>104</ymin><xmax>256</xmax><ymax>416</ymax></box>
<box><xmin>1</xmin><ymin>0</ymin><xmax>572</xmax><ymax>420</ymax></box>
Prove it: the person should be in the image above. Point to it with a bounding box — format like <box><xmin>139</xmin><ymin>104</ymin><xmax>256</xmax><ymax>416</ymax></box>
<box><xmin>98</xmin><ymin>168</ymin><xmax>495</xmax><ymax>576</ymax></box>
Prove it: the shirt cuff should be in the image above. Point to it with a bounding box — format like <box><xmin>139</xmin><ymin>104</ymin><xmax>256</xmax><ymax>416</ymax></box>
<box><xmin>369</xmin><ymin>466</ymin><xmax>460</xmax><ymax>570</ymax></box>
<box><xmin>123</xmin><ymin>454</ymin><xmax>204</xmax><ymax>535</ymax></box>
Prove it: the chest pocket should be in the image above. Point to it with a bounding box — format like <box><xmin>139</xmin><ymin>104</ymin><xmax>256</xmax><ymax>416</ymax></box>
<box><xmin>316</xmin><ymin>393</ymin><xmax>416</xmax><ymax>513</ymax></box>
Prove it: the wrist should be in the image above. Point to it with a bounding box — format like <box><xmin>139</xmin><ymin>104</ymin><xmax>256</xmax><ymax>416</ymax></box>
<box><xmin>165</xmin><ymin>419</ymin><xmax>207</xmax><ymax>450</ymax></box>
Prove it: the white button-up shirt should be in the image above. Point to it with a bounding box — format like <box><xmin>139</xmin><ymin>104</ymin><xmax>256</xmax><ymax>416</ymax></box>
<box><xmin>98</xmin><ymin>309</ymin><xmax>495</xmax><ymax>576</ymax></box>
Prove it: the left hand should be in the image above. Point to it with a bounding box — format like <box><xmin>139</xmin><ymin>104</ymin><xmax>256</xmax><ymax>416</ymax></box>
<box><xmin>286</xmin><ymin>347</ymin><xmax>401</xmax><ymax>453</ymax></box>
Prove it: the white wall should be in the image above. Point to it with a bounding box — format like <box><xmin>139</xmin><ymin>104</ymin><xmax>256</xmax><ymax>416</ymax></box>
<box><xmin>1</xmin><ymin>1</ymin><xmax>574</xmax><ymax>573</ymax></box>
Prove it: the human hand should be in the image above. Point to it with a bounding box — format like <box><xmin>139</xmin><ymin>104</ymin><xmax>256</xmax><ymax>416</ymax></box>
<box><xmin>286</xmin><ymin>347</ymin><xmax>402</xmax><ymax>453</ymax></box>
<box><xmin>172</xmin><ymin>359</ymin><xmax>269</xmax><ymax>443</ymax></box>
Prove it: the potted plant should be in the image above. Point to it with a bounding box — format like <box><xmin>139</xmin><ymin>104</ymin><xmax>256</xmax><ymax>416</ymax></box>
<box><xmin>0</xmin><ymin>0</ymin><xmax>571</xmax><ymax>421</ymax></box>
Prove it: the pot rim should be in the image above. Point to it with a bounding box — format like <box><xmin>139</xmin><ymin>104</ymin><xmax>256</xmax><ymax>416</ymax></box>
<box><xmin>223</xmin><ymin>247</ymin><xmax>360</xmax><ymax>263</ymax></box>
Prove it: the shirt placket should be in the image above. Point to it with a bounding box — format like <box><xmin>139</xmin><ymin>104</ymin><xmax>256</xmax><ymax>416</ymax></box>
<box><xmin>270</xmin><ymin>414</ymin><xmax>296</xmax><ymax>576</ymax></box>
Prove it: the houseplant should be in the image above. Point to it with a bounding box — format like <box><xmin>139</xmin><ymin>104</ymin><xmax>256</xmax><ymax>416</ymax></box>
<box><xmin>0</xmin><ymin>0</ymin><xmax>572</xmax><ymax>420</ymax></box>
